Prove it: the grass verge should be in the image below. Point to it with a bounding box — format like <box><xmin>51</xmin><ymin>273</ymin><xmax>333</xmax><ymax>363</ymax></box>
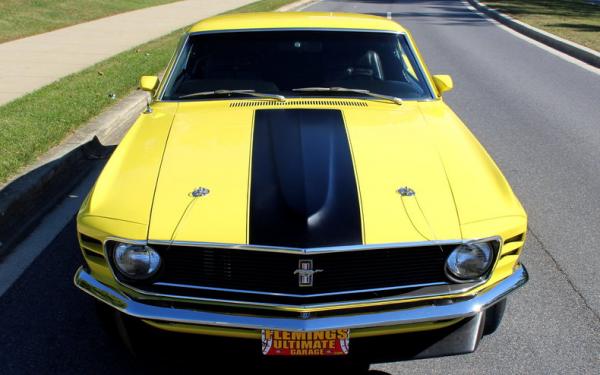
<box><xmin>482</xmin><ymin>0</ymin><xmax>600</xmax><ymax>51</ymax></box>
<box><xmin>0</xmin><ymin>0</ymin><xmax>180</xmax><ymax>44</ymax></box>
<box><xmin>223</xmin><ymin>0</ymin><xmax>302</xmax><ymax>13</ymax></box>
<box><xmin>0</xmin><ymin>0</ymin><xmax>300</xmax><ymax>183</ymax></box>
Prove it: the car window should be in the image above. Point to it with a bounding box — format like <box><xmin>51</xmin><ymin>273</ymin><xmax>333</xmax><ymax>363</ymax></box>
<box><xmin>162</xmin><ymin>30</ymin><xmax>433</xmax><ymax>101</ymax></box>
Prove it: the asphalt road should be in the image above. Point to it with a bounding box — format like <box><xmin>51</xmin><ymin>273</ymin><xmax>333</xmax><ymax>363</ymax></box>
<box><xmin>1</xmin><ymin>0</ymin><xmax>599</xmax><ymax>374</ymax></box>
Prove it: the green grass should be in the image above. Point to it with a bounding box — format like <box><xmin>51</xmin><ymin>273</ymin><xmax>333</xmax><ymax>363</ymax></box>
<box><xmin>0</xmin><ymin>30</ymin><xmax>184</xmax><ymax>182</ymax></box>
<box><xmin>222</xmin><ymin>0</ymin><xmax>300</xmax><ymax>13</ymax></box>
<box><xmin>0</xmin><ymin>0</ymin><xmax>299</xmax><ymax>183</ymax></box>
<box><xmin>483</xmin><ymin>0</ymin><xmax>600</xmax><ymax>51</ymax></box>
<box><xmin>0</xmin><ymin>0</ymin><xmax>181</xmax><ymax>44</ymax></box>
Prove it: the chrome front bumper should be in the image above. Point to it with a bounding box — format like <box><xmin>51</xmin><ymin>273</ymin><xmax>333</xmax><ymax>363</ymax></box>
<box><xmin>74</xmin><ymin>265</ymin><xmax>527</xmax><ymax>332</ymax></box>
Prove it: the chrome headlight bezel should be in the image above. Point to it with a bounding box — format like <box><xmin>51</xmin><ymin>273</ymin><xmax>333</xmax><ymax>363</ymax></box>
<box><xmin>444</xmin><ymin>238</ymin><xmax>500</xmax><ymax>283</ymax></box>
<box><xmin>110</xmin><ymin>242</ymin><xmax>162</xmax><ymax>281</ymax></box>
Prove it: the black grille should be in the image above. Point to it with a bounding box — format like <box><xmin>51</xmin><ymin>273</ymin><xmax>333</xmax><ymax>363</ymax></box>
<box><xmin>150</xmin><ymin>245</ymin><xmax>452</xmax><ymax>297</ymax></box>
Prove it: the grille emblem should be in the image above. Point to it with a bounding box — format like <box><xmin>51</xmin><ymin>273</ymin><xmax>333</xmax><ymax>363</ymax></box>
<box><xmin>293</xmin><ymin>259</ymin><xmax>323</xmax><ymax>287</ymax></box>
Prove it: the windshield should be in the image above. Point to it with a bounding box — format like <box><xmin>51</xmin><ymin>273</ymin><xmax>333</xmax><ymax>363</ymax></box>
<box><xmin>162</xmin><ymin>30</ymin><xmax>434</xmax><ymax>101</ymax></box>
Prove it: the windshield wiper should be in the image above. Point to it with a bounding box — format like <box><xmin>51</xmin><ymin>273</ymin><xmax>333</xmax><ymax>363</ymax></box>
<box><xmin>178</xmin><ymin>89</ymin><xmax>285</xmax><ymax>102</ymax></box>
<box><xmin>292</xmin><ymin>87</ymin><xmax>402</xmax><ymax>105</ymax></box>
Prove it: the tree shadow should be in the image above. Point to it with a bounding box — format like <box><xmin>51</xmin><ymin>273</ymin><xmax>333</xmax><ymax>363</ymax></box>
<box><xmin>324</xmin><ymin>1</ymin><xmax>492</xmax><ymax>27</ymax></box>
<box><xmin>325</xmin><ymin>0</ymin><xmax>600</xmax><ymax>18</ymax></box>
<box><xmin>0</xmin><ymin>136</ymin><xmax>112</xmax><ymax>259</ymax></box>
<box><xmin>483</xmin><ymin>0</ymin><xmax>600</xmax><ymax>18</ymax></box>
<box><xmin>546</xmin><ymin>22</ymin><xmax>600</xmax><ymax>32</ymax></box>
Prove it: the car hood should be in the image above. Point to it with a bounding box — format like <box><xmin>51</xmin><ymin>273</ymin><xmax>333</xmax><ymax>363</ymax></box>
<box><xmin>146</xmin><ymin>100</ymin><xmax>472</xmax><ymax>247</ymax></box>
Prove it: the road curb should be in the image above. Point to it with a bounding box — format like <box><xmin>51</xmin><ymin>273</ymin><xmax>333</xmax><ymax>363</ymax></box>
<box><xmin>466</xmin><ymin>0</ymin><xmax>600</xmax><ymax>68</ymax></box>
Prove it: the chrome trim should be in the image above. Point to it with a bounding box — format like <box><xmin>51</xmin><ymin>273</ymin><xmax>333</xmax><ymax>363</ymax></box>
<box><xmin>100</xmin><ymin>237</ymin><xmax>501</xmax><ymax>306</ymax></box>
<box><xmin>293</xmin><ymin>259</ymin><xmax>322</xmax><ymax>287</ymax></box>
<box><xmin>157</xmin><ymin>33</ymin><xmax>189</xmax><ymax>100</ymax></box>
<box><xmin>111</xmin><ymin>276</ymin><xmax>482</xmax><ymax>311</ymax></box>
<box><xmin>152</xmin><ymin>280</ymin><xmax>456</xmax><ymax>299</ymax></box>
<box><xmin>104</xmin><ymin>237</ymin><xmax>147</xmax><ymax>246</ymax></box>
<box><xmin>157</xmin><ymin>28</ymin><xmax>436</xmax><ymax>102</ymax></box>
<box><xmin>145</xmin><ymin>239</ymin><xmax>465</xmax><ymax>254</ymax></box>
<box><xmin>403</xmin><ymin>32</ymin><xmax>437</xmax><ymax>99</ymax></box>
<box><xmin>97</xmin><ymin>235</ymin><xmax>485</xmax><ymax>309</ymax></box>
<box><xmin>74</xmin><ymin>265</ymin><xmax>528</xmax><ymax>331</ymax></box>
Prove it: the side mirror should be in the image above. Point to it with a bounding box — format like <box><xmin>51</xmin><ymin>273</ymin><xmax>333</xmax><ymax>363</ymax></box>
<box><xmin>432</xmin><ymin>75</ymin><xmax>453</xmax><ymax>96</ymax></box>
<box><xmin>140</xmin><ymin>76</ymin><xmax>159</xmax><ymax>94</ymax></box>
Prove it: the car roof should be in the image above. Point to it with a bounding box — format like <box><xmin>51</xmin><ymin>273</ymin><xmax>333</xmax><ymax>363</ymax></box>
<box><xmin>188</xmin><ymin>12</ymin><xmax>407</xmax><ymax>34</ymax></box>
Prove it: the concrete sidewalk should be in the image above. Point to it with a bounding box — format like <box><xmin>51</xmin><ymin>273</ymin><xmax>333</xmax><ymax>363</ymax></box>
<box><xmin>0</xmin><ymin>0</ymin><xmax>255</xmax><ymax>106</ymax></box>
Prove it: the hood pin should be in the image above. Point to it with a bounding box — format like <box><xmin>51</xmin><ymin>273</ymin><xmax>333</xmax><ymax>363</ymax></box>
<box><xmin>397</xmin><ymin>186</ymin><xmax>415</xmax><ymax>197</ymax></box>
<box><xmin>190</xmin><ymin>187</ymin><xmax>210</xmax><ymax>197</ymax></box>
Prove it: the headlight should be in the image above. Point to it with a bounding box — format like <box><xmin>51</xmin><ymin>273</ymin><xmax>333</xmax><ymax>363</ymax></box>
<box><xmin>445</xmin><ymin>241</ymin><xmax>495</xmax><ymax>282</ymax></box>
<box><xmin>113</xmin><ymin>243</ymin><xmax>161</xmax><ymax>280</ymax></box>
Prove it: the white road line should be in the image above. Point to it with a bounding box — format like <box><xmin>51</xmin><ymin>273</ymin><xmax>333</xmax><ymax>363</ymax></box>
<box><xmin>461</xmin><ymin>0</ymin><xmax>600</xmax><ymax>75</ymax></box>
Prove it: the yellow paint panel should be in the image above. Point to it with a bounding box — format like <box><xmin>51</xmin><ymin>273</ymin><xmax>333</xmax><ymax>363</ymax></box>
<box><xmin>77</xmin><ymin>99</ymin><xmax>528</xmax><ymax>315</ymax></box>
<box><xmin>148</xmin><ymin>102</ymin><xmax>254</xmax><ymax>244</ymax></box>
<box><xmin>343</xmin><ymin>103</ymin><xmax>461</xmax><ymax>244</ymax></box>
<box><xmin>85</xmin><ymin>102</ymin><xmax>177</xmax><ymax>226</ymax></box>
<box><xmin>143</xmin><ymin>320</ymin><xmax>261</xmax><ymax>339</ymax></box>
<box><xmin>352</xmin><ymin>318</ymin><xmax>462</xmax><ymax>338</ymax></box>
<box><xmin>189</xmin><ymin>12</ymin><xmax>406</xmax><ymax>34</ymax></box>
<box><xmin>460</xmin><ymin>216</ymin><xmax>526</xmax><ymax>240</ymax></box>
<box><xmin>418</xmin><ymin>101</ymin><xmax>527</xmax><ymax>225</ymax></box>
<box><xmin>77</xmin><ymin>214</ymin><xmax>148</xmax><ymax>242</ymax></box>
<box><xmin>143</xmin><ymin>318</ymin><xmax>461</xmax><ymax>339</ymax></box>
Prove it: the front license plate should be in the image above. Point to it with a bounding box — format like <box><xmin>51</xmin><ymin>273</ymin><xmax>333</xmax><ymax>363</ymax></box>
<box><xmin>261</xmin><ymin>329</ymin><xmax>350</xmax><ymax>356</ymax></box>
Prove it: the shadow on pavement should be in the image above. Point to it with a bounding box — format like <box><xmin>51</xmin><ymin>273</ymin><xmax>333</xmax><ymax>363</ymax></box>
<box><xmin>0</xmin><ymin>220</ymin><xmax>392</xmax><ymax>374</ymax></box>
<box><xmin>323</xmin><ymin>0</ymin><xmax>490</xmax><ymax>27</ymax></box>
<box><xmin>0</xmin><ymin>137</ymin><xmax>113</xmax><ymax>259</ymax></box>
<box><xmin>0</xmin><ymin>213</ymin><xmax>480</xmax><ymax>374</ymax></box>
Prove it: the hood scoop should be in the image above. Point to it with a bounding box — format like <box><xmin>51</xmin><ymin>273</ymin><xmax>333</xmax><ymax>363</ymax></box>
<box><xmin>230</xmin><ymin>99</ymin><xmax>368</xmax><ymax>108</ymax></box>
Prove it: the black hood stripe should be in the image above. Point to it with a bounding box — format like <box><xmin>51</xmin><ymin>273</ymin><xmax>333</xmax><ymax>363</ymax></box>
<box><xmin>249</xmin><ymin>109</ymin><xmax>363</xmax><ymax>248</ymax></box>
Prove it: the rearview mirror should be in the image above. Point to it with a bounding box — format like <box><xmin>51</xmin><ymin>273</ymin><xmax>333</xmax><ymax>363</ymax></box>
<box><xmin>432</xmin><ymin>75</ymin><xmax>453</xmax><ymax>95</ymax></box>
<box><xmin>140</xmin><ymin>76</ymin><xmax>159</xmax><ymax>93</ymax></box>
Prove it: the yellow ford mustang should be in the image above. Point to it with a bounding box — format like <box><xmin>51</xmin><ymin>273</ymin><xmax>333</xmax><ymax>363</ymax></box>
<box><xmin>74</xmin><ymin>12</ymin><xmax>528</xmax><ymax>360</ymax></box>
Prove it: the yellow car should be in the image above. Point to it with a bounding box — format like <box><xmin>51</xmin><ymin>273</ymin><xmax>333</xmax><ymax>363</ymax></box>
<box><xmin>75</xmin><ymin>12</ymin><xmax>528</xmax><ymax>360</ymax></box>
